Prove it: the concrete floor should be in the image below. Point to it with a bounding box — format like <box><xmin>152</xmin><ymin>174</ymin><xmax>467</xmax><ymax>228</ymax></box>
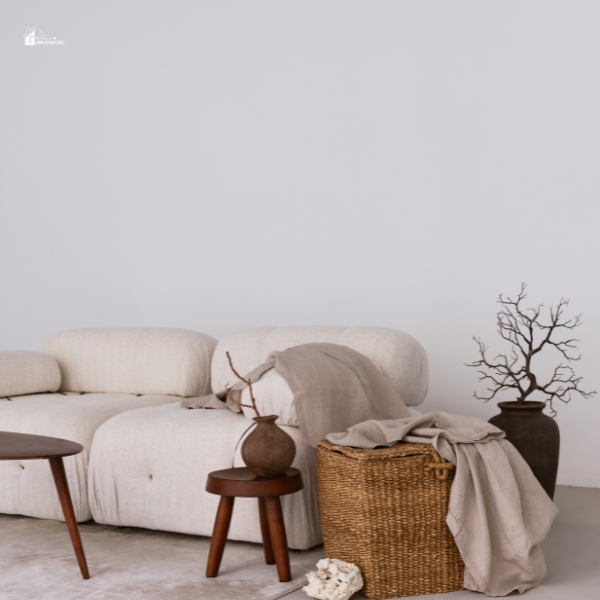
<box><xmin>284</xmin><ymin>485</ymin><xmax>600</xmax><ymax>600</ymax></box>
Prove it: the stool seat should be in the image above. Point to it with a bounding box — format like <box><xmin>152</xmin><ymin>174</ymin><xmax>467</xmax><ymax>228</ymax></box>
<box><xmin>205</xmin><ymin>467</ymin><xmax>304</xmax><ymax>582</ymax></box>
<box><xmin>206</xmin><ymin>467</ymin><xmax>303</xmax><ymax>497</ymax></box>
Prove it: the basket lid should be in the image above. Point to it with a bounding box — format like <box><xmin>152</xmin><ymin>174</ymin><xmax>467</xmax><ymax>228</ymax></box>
<box><xmin>318</xmin><ymin>439</ymin><xmax>437</xmax><ymax>462</ymax></box>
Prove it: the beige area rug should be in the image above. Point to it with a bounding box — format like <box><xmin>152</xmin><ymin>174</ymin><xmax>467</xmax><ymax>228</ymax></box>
<box><xmin>0</xmin><ymin>514</ymin><xmax>324</xmax><ymax>600</ymax></box>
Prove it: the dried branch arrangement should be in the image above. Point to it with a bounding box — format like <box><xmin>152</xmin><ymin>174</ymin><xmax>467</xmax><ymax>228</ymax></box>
<box><xmin>467</xmin><ymin>284</ymin><xmax>596</xmax><ymax>415</ymax></box>
<box><xmin>226</xmin><ymin>351</ymin><xmax>262</xmax><ymax>418</ymax></box>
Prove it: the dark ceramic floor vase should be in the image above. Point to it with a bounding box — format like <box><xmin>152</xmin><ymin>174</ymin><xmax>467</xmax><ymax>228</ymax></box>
<box><xmin>241</xmin><ymin>415</ymin><xmax>296</xmax><ymax>478</ymax></box>
<box><xmin>489</xmin><ymin>401</ymin><xmax>560</xmax><ymax>500</ymax></box>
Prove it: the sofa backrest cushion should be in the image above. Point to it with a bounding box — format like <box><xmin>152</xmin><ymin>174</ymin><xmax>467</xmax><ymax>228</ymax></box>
<box><xmin>43</xmin><ymin>328</ymin><xmax>217</xmax><ymax>397</ymax></box>
<box><xmin>0</xmin><ymin>351</ymin><xmax>61</xmax><ymax>398</ymax></box>
<box><xmin>211</xmin><ymin>326</ymin><xmax>429</xmax><ymax>407</ymax></box>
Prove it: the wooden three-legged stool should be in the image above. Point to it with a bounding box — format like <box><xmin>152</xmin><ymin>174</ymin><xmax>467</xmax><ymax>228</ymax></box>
<box><xmin>205</xmin><ymin>467</ymin><xmax>303</xmax><ymax>582</ymax></box>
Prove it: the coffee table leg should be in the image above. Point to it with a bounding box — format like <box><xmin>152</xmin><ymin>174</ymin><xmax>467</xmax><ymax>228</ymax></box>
<box><xmin>258</xmin><ymin>497</ymin><xmax>275</xmax><ymax>565</ymax></box>
<box><xmin>265</xmin><ymin>496</ymin><xmax>291</xmax><ymax>582</ymax></box>
<box><xmin>206</xmin><ymin>496</ymin><xmax>235</xmax><ymax>577</ymax></box>
<box><xmin>48</xmin><ymin>457</ymin><xmax>90</xmax><ymax>580</ymax></box>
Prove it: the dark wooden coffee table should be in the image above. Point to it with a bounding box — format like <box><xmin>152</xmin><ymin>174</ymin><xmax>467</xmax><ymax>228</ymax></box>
<box><xmin>0</xmin><ymin>431</ymin><xmax>90</xmax><ymax>579</ymax></box>
<box><xmin>205</xmin><ymin>467</ymin><xmax>303</xmax><ymax>582</ymax></box>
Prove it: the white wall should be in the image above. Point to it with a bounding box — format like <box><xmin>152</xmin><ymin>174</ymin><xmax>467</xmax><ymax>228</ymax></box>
<box><xmin>1</xmin><ymin>1</ymin><xmax>599</xmax><ymax>487</ymax></box>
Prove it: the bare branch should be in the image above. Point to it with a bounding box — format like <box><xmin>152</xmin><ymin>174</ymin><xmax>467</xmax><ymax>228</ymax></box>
<box><xmin>467</xmin><ymin>284</ymin><xmax>596</xmax><ymax>414</ymax></box>
<box><xmin>226</xmin><ymin>352</ymin><xmax>262</xmax><ymax>418</ymax></box>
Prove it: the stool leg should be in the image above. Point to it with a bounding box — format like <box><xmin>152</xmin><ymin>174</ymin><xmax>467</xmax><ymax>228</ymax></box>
<box><xmin>265</xmin><ymin>496</ymin><xmax>291</xmax><ymax>582</ymax></box>
<box><xmin>258</xmin><ymin>497</ymin><xmax>275</xmax><ymax>565</ymax></box>
<box><xmin>206</xmin><ymin>496</ymin><xmax>235</xmax><ymax>577</ymax></box>
<box><xmin>48</xmin><ymin>457</ymin><xmax>90</xmax><ymax>580</ymax></box>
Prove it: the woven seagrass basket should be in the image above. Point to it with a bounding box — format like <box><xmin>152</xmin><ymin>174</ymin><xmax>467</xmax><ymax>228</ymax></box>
<box><xmin>317</xmin><ymin>439</ymin><xmax>464</xmax><ymax>599</ymax></box>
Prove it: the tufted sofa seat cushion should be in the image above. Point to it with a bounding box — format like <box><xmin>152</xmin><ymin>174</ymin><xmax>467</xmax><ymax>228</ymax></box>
<box><xmin>0</xmin><ymin>392</ymin><xmax>182</xmax><ymax>522</ymax></box>
<box><xmin>43</xmin><ymin>328</ymin><xmax>217</xmax><ymax>397</ymax></box>
<box><xmin>88</xmin><ymin>403</ymin><xmax>322</xmax><ymax>550</ymax></box>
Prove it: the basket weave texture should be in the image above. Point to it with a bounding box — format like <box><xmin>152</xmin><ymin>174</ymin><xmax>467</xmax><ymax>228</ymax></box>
<box><xmin>317</xmin><ymin>440</ymin><xmax>464</xmax><ymax>599</ymax></box>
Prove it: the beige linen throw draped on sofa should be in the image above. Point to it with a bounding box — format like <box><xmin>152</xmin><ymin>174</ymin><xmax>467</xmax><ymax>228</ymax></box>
<box><xmin>182</xmin><ymin>343</ymin><xmax>413</xmax><ymax>446</ymax></box>
<box><xmin>327</xmin><ymin>412</ymin><xmax>559</xmax><ymax>597</ymax></box>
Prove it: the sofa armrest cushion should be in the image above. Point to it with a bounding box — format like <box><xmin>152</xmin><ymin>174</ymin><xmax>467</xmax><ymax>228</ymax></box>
<box><xmin>0</xmin><ymin>351</ymin><xmax>61</xmax><ymax>397</ymax></box>
<box><xmin>42</xmin><ymin>328</ymin><xmax>217</xmax><ymax>397</ymax></box>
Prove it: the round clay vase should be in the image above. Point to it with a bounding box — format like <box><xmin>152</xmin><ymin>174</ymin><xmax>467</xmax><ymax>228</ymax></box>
<box><xmin>489</xmin><ymin>401</ymin><xmax>560</xmax><ymax>500</ymax></box>
<box><xmin>241</xmin><ymin>415</ymin><xmax>296</xmax><ymax>478</ymax></box>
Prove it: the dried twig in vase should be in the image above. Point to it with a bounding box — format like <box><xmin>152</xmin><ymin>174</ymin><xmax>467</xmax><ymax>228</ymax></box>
<box><xmin>226</xmin><ymin>351</ymin><xmax>262</xmax><ymax>418</ymax></box>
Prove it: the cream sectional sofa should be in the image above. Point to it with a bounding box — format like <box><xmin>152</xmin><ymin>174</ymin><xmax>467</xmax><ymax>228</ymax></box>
<box><xmin>0</xmin><ymin>328</ymin><xmax>216</xmax><ymax>522</ymax></box>
<box><xmin>0</xmin><ymin>326</ymin><xmax>428</xmax><ymax>550</ymax></box>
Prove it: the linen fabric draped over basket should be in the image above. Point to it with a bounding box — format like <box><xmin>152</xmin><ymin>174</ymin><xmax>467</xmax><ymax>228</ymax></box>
<box><xmin>327</xmin><ymin>412</ymin><xmax>559</xmax><ymax>597</ymax></box>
